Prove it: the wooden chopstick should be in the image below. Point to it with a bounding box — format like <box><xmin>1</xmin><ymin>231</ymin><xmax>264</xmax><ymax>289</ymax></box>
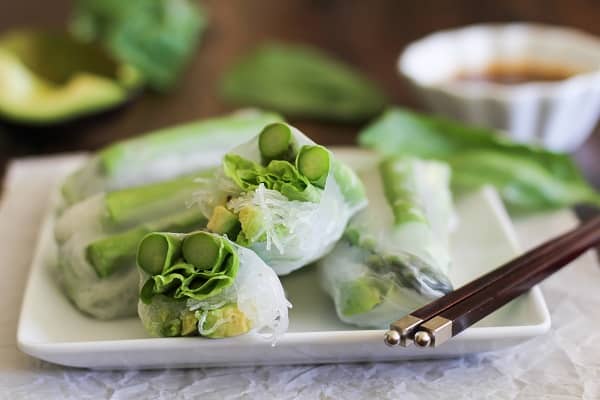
<box><xmin>384</xmin><ymin>215</ymin><xmax>600</xmax><ymax>348</ymax></box>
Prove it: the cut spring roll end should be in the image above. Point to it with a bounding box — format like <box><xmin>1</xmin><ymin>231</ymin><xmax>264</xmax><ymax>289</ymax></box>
<box><xmin>258</xmin><ymin>122</ymin><xmax>295</xmax><ymax>163</ymax></box>
<box><xmin>297</xmin><ymin>145</ymin><xmax>330</xmax><ymax>188</ymax></box>
<box><xmin>138</xmin><ymin>231</ymin><xmax>253</xmax><ymax>338</ymax></box>
<box><xmin>137</xmin><ymin>233</ymin><xmax>182</xmax><ymax>276</ymax></box>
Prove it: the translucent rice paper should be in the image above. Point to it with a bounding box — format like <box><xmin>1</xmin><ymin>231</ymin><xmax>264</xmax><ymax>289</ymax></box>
<box><xmin>53</xmin><ymin>190</ymin><xmax>204</xmax><ymax>319</ymax></box>
<box><xmin>60</xmin><ymin>109</ymin><xmax>281</xmax><ymax>206</ymax></box>
<box><xmin>56</xmin><ymin>231</ymin><xmax>139</xmax><ymax>319</ymax></box>
<box><xmin>138</xmin><ymin>242</ymin><xmax>291</xmax><ymax>340</ymax></box>
<box><xmin>53</xmin><ymin>194</ymin><xmax>137</xmax><ymax>319</ymax></box>
<box><xmin>194</xmin><ymin>125</ymin><xmax>367</xmax><ymax>276</ymax></box>
<box><xmin>319</xmin><ymin>156</ymin><xmax>456</xmax><ymax>329</ymax></box>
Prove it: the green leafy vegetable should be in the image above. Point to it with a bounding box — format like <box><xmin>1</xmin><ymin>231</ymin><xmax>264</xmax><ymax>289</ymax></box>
<box><xmin>359</xmin><ymin>108</ymin><xmax>600</xmax><ymax>212</ymax></box>
<box><xmin>221</xmin><ymin>43</ymin><xmax>386</xmax><ymax>121</ymax></box>
<box><xmin>138</xmin><ymin>231</ymin><xmax>239</xmax><ymax>304</ymax></box>
<box><xmin>71</xmin><ymin>0</ymin><xmax>206</xmax><ymax>90</ymax></box>
<box><xmin>223</xmin><ymin>153</ymin><xmax>322</xmax><ymax>202</ymax></box>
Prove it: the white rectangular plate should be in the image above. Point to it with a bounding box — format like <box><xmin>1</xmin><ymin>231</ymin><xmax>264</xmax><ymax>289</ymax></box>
<box><xmin>17</xmin><ymin>149</ymin><xmax>550</xmax><ymax>369</ymax></box>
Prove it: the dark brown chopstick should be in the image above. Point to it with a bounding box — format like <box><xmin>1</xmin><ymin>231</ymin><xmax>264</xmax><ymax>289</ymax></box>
<box><xmin>384</xmin><ymin>215</ymin><xmax>600</xmax><ymax>348</ymax></box>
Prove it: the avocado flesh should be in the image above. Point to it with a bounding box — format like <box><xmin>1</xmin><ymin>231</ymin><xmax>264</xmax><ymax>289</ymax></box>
<box><xmin>339</xmin><ymin>277</ymin><xmax>385</xmax><ymax>316</ymax></box>
<box><xmin>207</xmin><ymin>206</ymin><xmax>241</xmax><ymax>238</ymax></box>
<box><xmin>201</xmin><ymin>304</ymin><xmax>251</xmax><ymax>338</ymax></box>
<box><xmin>0</xmin><ymin>30</ymin><xmax>142</xmax><ymax>125</ymax></box>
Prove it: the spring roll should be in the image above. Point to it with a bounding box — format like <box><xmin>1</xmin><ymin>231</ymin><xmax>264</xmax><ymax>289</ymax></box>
<box><xmin>195</xmin><ymin>122</ymin><xmax>367</xmax><ymax>275</ymax></box>
<box><xmin>53</xmin><ymin>171</ymin><xmax>212</xmax><ymax>319</ymax></box>
<box><xmin>61</xmin><ymin>109</ymin><xmax>282</xmax><ymax>205</ymax></box>
<box><xmin>137</xmin><ymin>231</ymin><xmax>290</xmax><ymax>339</ymax></box>
<box><xmin>318</xmin><ymin>156</ymin><xmax>456</xmax><ymax>328</ymax></box>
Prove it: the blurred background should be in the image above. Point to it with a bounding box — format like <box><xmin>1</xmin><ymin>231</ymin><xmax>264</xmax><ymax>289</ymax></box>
<box><xmin>0</xmin><ymin>0</ymin><xmax>598</xmax><ymax>201</ymax></box>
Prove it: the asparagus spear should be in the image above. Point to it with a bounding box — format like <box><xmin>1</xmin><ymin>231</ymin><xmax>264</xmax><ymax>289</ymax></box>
<box><xmin>61</xmin><ymin>109</ymin><xmax>283</xmax><ymax>204</ymax></box>
<box><xmin>182</xmin><ymin>231</ymin><xmax>222</xmax><ymax>270</ymax></box>
<box><xmin>379</xmin><ymin>158</ymin><xmax>427</xmax><ymax>225</ymax></box>
<box><xmin>258</xmin><ymin>122</ymin><xmax>296</xmax><ymax>164</ymax></box>
<box><xmin>134</xmin><ymin>230</ymin><xmax>186</xmax><ymax>278</ymax></box>
<box><xmin>88</xmin><ymin>208</ymin><xmax>204</xmax><ymax>278</ymax></box>
<box><xmin>296</xmin><ymin>145</ymin><xmax>330</xmax><ymax>188</ymax></box>
<box><xmin>55</xmin><ymin>168</ymin><xmax>214</xmax><ymax>244</ymax></box>
<box><xmin>332</xmin><ymin>160</ymin><xmax>367</xmax><ymax>209</ymax></box>
<box><xmin>103</xmin><ymin>170</ymin><xmax>213</xmax><ymax>228</ymax></box>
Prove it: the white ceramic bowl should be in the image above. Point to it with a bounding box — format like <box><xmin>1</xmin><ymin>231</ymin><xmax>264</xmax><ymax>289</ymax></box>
<box><xmin>399</xmin><ymin>23</ymin><xmax>600</xmax><ymax>152</ymax></box>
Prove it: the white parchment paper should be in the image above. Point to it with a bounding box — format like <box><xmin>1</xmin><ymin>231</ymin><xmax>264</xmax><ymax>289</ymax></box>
<box><xmin>1</xmin><ymin>157</ymin><xmax>599</xmax><ymax>400</ymax></box>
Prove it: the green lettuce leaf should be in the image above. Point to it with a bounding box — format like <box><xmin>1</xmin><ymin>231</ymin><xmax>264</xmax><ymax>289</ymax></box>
<box><xmin>71</xmin><ymin>0</ymin><xmax>206</xmax><ymax>90</ymax></box>
<box><xmin>359</xmin><ymin>108</ymin><xmax>600</xmax><ymax>213</ymax></box>
<box><xmin>221</xmin><ymin>43</ymin><xmax>386</xmax><ymax>121</ymax></box>
<box><xmin>140</xmin><ymin>232</ymin><xmax>239</xmax><ymax>304</ymax></box>
<box><xmin>223</xmin><ymin>154</ymin><xmax>321</xmax><ymax>202</ymax></box>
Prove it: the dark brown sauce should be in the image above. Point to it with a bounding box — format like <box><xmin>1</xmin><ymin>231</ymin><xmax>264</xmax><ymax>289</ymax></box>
<box><xmin>455</xmin><ymin>61</ymin><xmax>581</xmax><ymax>85</ymax></box>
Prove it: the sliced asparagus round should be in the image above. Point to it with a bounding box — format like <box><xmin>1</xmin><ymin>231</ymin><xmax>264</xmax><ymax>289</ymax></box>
<box><xmin>296</xmin><ymin>145</ymin><xmax>330</xmax><ymax>188</ymax></box>
<box><xmin>137</xmin><ymin>232</ymin><xmax>183</xmax><ymax>276</ymax></box>
<box><xmin>182</xmin><ymin>231</ymin><xmax>221</xmax><ymax>270</ymax></box>
<box><xmin>258</xmin><ymin>122</ymin><xmax>295</xmax><ymax>163</ymax></box>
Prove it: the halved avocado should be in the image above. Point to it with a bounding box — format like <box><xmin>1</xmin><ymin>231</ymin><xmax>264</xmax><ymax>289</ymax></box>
<box><xmin>0</xmin><ymin>29</ymin><xmax>143</xmax><ymax>126</ymax></box>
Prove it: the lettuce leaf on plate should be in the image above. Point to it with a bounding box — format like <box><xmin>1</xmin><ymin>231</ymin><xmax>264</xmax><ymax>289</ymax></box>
<box><xmin>359</xmin><ymin>108</ymin><xmax>600</xmax><ymax>213</ymax></box>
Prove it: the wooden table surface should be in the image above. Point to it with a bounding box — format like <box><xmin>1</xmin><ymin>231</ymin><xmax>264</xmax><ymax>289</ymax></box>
<box><xmin>0</xmin><ymin>0</ymin><xmax>599</xmax><ymax>218</ymax></box>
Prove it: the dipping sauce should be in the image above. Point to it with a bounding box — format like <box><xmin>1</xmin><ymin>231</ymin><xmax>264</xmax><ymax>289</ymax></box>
<box><xmin>455</xmin><ymin>61</ymin><xmax>582</xmax><ymax>85</ymax></box>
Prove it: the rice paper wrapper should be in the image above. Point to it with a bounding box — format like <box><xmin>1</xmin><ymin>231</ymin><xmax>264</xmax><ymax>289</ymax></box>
<box><xmin>60</xmin><ymin>109</ymin><xmax>282</xmax><ymax>206</ymax></box>
<box><xmin>318</xmin><ymin>156</ymin><xmax>456</xmax><ymax>328</ymax></box>
<box><xmin>52</xmin><ymin>190</ymin><xmax>205</xmax><ymax>319</ymax></box>
<box><xmin>52</xmin><ymin>194</ymin><xmax>139</xmax><ymax>319</ymax></box>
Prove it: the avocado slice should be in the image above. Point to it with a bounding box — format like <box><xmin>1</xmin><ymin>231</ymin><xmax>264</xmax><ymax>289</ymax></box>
<box><xmin>181</xmin><ymin>310</ymin><xmax>199</xmax><ymax>336</ymax></box>
<box><xmin>200</xmin><ymin>304</ymin><xmax>251</xmax><ymax>338</ymax></box>
<box><xmin>207</xmin><ymin>206</ymin><xmax>241</xmax><ymax>238</ymax></box>
<box><xmin>339</xmin><ymin>277</ymin><xmax>386</xmax><ymax>316</ymax></box>
<box><xmin>0</xmin><ymin>29</ymin><xmax>143</xmax><ymax>126</ymax></box>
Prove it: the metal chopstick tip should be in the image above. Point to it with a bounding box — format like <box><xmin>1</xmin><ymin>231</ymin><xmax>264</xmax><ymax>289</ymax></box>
<box><xmin>383</xmin><ymin>329</ymin><xmax>401</xmax><ymax>346</ymax></box>
<box><xmin>413</xmin><ymin>331</ymin><xmax>432</xmax><ymax>347</ymax></box>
